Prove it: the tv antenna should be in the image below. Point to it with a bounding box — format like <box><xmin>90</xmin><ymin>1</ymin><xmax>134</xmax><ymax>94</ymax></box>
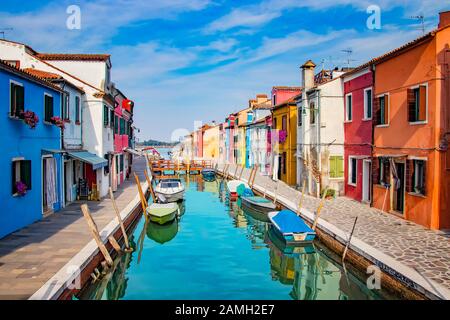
<box><xmin>341</xmin><ymin>48</ymin><xmax>356</xmax><ymax>69</ymax></box>
<box><xmin>0</xmin><ymin>28</ymin><xmax>13</xmax><ymax>39</ymax></box>
<box><xmin>410</xmin><ymin>15</ymin><xmax>425</xmax><ymax>35</ymax></box>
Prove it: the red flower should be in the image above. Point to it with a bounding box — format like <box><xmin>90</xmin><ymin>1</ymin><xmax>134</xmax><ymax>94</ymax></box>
<box><xmin>20</xmin><ymin>110</ymin><xmax>39</xmax><ymax>129</ymax></box>
<box><xmin>50</xmin><ymin>116</ymin><xmax>65</xmax><ymax>130</ymax></box>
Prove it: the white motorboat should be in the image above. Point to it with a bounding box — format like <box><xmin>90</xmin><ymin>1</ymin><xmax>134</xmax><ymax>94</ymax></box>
<box><xmin>155</xmin><ymin>178</ymin><xmax>185</xmax><ymax>203</ymax></box>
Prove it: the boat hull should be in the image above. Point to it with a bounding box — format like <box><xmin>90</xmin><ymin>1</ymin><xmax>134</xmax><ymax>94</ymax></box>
<box><xmin>155</xmin><ymin>190</ymin><xmax>185</xmax><ymax>203</ymax></box>
<box><xmin>268</xmin><ymin>211</ymin><xmax>316</xmax><ymax>246</ymax></box>
<box><xmin>241</xmin><ymin>196</ymin><xmax>276</xmax><ymax>214</ymax></box>
<box><xmin>149</xmin><ymin>211</ymin><xmax>177</xmax><ymax>225</ymax></box>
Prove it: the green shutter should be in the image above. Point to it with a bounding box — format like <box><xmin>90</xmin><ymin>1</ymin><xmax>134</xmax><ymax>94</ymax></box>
<box><xmin>10</xmin><ymin>83</ymin><xmax>15</xmax><ymax>115</ymax></box>
<box><xmin>16</xmin><ymin>85</ymin><xmax>24</xmax><ymax>115</ymax></box>
<box><xmin>337</xmin><ymin>156</ymin><xmax>344</xmax><ymax>177</ymax></box>
<box><xmin>329</xmin><ymin>156</ymin><xmax>337</xmax><ymax>178</ymax></box>
<box><xmin>114</xmin><ymin>115</ymin><xmax>119</xmax><ymax>134</ymax></box>
<box><xmin>103</xmin><ymin>105</ymin><xmax>108</xmax><ymax>126</ymax></box>
<box><xmin>329</xmin><ymin>156</ymin><xmax>344</xmax><ymax>178</ymax></box>
<box><xmin>21</xmin><ymin>160</ymin><xmax>32</xmax><ymax>190</ymax></box>
<box><xmin>75</xmin><ymin>97</ymin><xmax>80</xmax><ymax>122</ymax></box>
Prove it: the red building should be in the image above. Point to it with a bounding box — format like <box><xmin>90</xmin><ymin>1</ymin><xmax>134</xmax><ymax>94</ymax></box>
<box><xmin>343</xmin><ymin>67</ymin><xmax>374</xmax><ymax>203</ymax></box>
<box><xmin>271</xmin><ymin>86</ymin><xmax>301</xmax><ymax>106</ymax></box>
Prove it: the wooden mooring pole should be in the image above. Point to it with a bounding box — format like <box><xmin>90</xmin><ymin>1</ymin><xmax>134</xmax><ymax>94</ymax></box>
<box><xmin>109</xmin><ymin>187</ymin><xmax>131</xmax><ymax>251</ymax></box>
<box><xmin>297</xmin><ymin>180</ymin><xmax>306</xmax><ymax>216</ymax></box>
<box><xmin>134</xmin><ymin>173</ymin><xmax>148</xmax><ymax>213</ymax></box>
<box><xmin>342</xmin><ymin>217</ymin><xmax>358</xmax><ymax>263</ymax></box>
<box><xmin>312</xmin><ymin>186</ymin><xmax>329</xmax><ymax>231</ymax></box>
<box><xmin>144</xmin><ymin>169</ymin><xmax>158</xmax><ymax>203</ymax></box>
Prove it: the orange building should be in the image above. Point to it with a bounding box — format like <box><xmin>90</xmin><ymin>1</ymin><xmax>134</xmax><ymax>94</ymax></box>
<box><xmin>371</xmin><ymin>11</ymin><xmax>450</xmax><ymax>230</ymax></box>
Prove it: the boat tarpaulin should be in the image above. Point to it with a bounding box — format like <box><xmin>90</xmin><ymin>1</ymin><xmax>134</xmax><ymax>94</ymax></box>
<box><xmin>67</xmin><ymin>151</ymin><xmax>108</xmax><ymax>170</ymax></box>
<box><xmin>272</xmin><ymin>210</ymin><xmax>314</xmax><ymax>234</ymax></box>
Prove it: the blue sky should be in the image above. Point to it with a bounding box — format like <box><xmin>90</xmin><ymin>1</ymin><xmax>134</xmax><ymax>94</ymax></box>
<box><xmin>1</xmin><ymin>0</ymin><xmax>449</xmax><ymax>141</ymax></box>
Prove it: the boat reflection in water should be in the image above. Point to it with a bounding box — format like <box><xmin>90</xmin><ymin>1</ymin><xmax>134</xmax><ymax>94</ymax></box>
<box><xmin>146</xmin><ymin>219</ymin><xmax>179</xmax><ymax>245</ymax></box>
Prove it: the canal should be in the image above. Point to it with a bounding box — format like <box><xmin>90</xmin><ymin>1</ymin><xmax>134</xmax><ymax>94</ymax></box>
<box><xmin>77</xmin><ymin>172</ymin><xmax>396</xmax><ymax>300</ymax></box>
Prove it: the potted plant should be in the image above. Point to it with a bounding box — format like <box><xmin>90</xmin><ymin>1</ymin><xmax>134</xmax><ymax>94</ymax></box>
<box><xmin>50</xmin><ymin>116</ymin><xmax>65</xmax><ymax>130</ymax></box>
<box><xmin>20</xmin><ymin>110</ymin><xmax>39</xmax><ymax>129</ymax></box>
<box><xmin>15</xmin><ymin>181</ymin><xmax>28</xmax><ymax>196</ymax></box>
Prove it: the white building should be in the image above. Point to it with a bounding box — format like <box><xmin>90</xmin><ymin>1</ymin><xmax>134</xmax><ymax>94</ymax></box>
<box><xmin>0</xmin><ymin>39</ymin><xmax>115</xmax><ymax>199</ymax></box>
<box><xmin>296</xmin><ymin>60</ymin><xmax>346</xmax><ymax>197</ymax></box>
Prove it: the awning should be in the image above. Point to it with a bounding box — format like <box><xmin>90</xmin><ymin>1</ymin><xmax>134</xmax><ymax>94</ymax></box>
<box><xmin>67</xmin><ymin>151</ymin><xmax>108</xmax><ymax>170</ymax></box>
<box><xmin>125</xmin><ymin>148</ymin><xmax>142</xmax><ymax>156</ymax></box>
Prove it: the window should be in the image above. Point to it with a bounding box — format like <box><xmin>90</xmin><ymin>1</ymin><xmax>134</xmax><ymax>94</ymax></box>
<box><xmin>273</xmin><ymin>94</ymin><xmax>277</xmax><ymax>106</ymax></box>
<box><xmin>298</xmin><ymin>107</ymin><xmax>303</xmax><ymax>126</ymax></box>
<box><xmin>310</xmin><ymin>102</ymin><xmax>316</xmax><ymax>124</ymax></box>
<box><xmin>413</xmin><ymin>160</ymin><xmax>426</xmax><ymax>195</ymax></box>
<box><xmin>44</xmin><ymin>94</ymin><xmax>54</xmax><ymax>122</ymax></box>
<box><xmin>10</xmin><ymin>81</ymin><xmax>24</xmax><ymax>117</ymax></box>
<box><xmin>379</xmin><ymin>158</ymin><xmax>390</xmax><ymax>185</ymax></box>
<box><xmin>281</xmin><ymin>115</ymin><xmax>287</xmax><ymax>132</ymax></box>
<box><xmin>75</xmin><ymin>96</ymin><xmax>81</xmax><ymax>124</ymax></box>
<box><xmin>376</xmin><ymin>95</ymin><xmax>388</xmax><ymax>125</ymax></box>
<box><xmin>103</xmin><ymin>105</ymin><xmax>109</xmax><ymax>127</ymax></box>
<box><xmin>120</xmin><ymin>155</ymin><xmax>124</xmax><ymax>172</ymax></box>
<box><xmin>348</xmin><ymin>157</ymin><xmax>357</xmax><ymax>185</ymax></box>
<box><xmin>329</xmin><ymin>156</ymin><xmax>344</xmax><ymax>178</ymax></box>
<box><xmin>104</xmin><ymin>154</ymin><xmax>110</xmax><ymax>175</ymax></box>
<box><xmin>346</xmin><ymin>94</ymin><xmax>352</xmax><ymax>121</ymax></box>
<box><xmin>62</xmin><ymin>93</ymin><xmax>70</xmax><ymax>121</ymax></box>
<box><xmin>110</xmin><ymin>109</ymin><xmax>114</xmax><ymax>127</ymax></box>
<box><xmin>408</xmin><ymin>85</ymin><xmax>427</xmax><ymax>123</ymax></box>
<box><xmin>282</xmin><ymin>152</ymin><xmax>287</xmax><ymax>175</ymax></box>
<box><xmin>364</xmin><ymin>88</ymin><xmax>372</xmax><ymax>119</ymax></box>
<box><xmin>12</xmin><ymin>159</ymin><xmax>32</xmax><ymax>195</ymax></box>
<box><xmin>273</xmin><ymin>117</ymin><xmax>277</xmax><ymax>130</ymax></box>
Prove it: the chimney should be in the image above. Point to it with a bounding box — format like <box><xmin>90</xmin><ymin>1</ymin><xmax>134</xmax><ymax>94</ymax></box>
<box><xmin>301</xmin><ymin>60</ymin><xmax>316</xmax><ymax>90</ymax></box>
<box><xmin>439</xmin><ymin>10</ymin><xmax>450</xmax><ymax>29</ymax></box>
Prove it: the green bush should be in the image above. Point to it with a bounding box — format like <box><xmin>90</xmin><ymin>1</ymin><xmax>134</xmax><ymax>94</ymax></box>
<box><xmin>321</xmin><ymin>188</ymin><xmax>336</xmax><ymax>198</ymax></box>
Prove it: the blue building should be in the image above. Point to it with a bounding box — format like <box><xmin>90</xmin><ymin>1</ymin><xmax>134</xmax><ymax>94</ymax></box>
<box><xmin>0</xmin><ymin>60</ymin><xmax>64</xmax><ymax>239</ymax></box>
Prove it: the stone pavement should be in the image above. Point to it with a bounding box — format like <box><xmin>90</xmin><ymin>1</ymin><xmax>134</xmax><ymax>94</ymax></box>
<box><xmin>0</xmin><ymin>157</ymin><xmax>147</xmax><ymax>300</ymax></box>
<box><xmin>219</xmin><ymin>164</ymin><xmax>450</xmax><ymax>298</ymax></box>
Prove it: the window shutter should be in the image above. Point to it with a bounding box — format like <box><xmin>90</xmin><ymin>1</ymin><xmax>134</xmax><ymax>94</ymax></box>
<box><xmin>407</xmin><ymin>88</ymin><xmax>415</xmax><ymax>122</ymax></box>
<box><xmin>338</xmin><ymin>157</ymin><xmax>344</xmax><ymax>178</ymax></box>
<box><xmin>21</xmin><ymin>160</ymin><xmax>32</xmax><ymax>190</ymax></box>
<box><xmin>419</xmin><ymin>85</ymin><xmax>427</xmax><ymax>121</ymax></box>
<box><xmin>405</xmin><ymin>160</ymin><xmax>413</xmax><ymax>193</ymax></box>
<box><xmin>374</xmin><ymin>96</ymin><xmax>381</xmax><ymax>125</ymax></box>
<box><xmin>422</xmin><ymin>162</ymin><xmax>426</xmax><ymax>196</ymax></box>
<box><xmin>373</xmin><ymin>157</ymin><xmax>379</xmax><ymax>184</ymax></box>
<box><xmin>383</xmin><ymin>159</ymin><xmax>390</xmax><ymax>185</ymax></box>
<box><xmin>10</xmin><ymin>83</ymin><xmax>15</xmax><ymax>115</ymax></box>
<box><xmin>383</xmin><ymin>95</ymin><xmax>389</xmax><ymax>124</ymax></box>
<box><xmin>17</xmin><ymin>85</ymin><xmax>24</xmax><ymax>115</ymax></box>
<box><xmin>329</xmin><ymin>156</ymin><xmax>336</xmax><ymax>178</ymax></box>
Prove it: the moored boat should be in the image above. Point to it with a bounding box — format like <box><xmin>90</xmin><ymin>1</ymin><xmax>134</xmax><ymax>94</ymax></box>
<box><xmin>268</xmin><ymin>210</ymin><xmax>316</xmax><ymax>245</ymax></box>
<box><xmin>146</xmin><ymin>203</ymin><xmax>179</xmax><ymax>225</ymax></box>
<box><xmin>155</xmin><ymin>178</ymin><xmax>185</xmax><ymax>202</ymax></box>
<box><xmin>241</xmin><ymin>195</ymin><xmax>277</xmax><ymax>214</ymax></box>
<box><xmin>201</xmin><ymin>168</ymin><xmax>216</xmax><ymax>181</ymax></box>
<box><xmin>226</xmin><ymin>180</ymin><xmax>249</xmax><ymax>198</ymax></box>
<box><xmin>146</xmin><ymin>219</ymin><xmax>179</xmax><ymax>244</ymax></box>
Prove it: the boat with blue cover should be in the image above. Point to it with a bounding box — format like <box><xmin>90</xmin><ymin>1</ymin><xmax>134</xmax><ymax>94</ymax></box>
<box><xmin>268</xmin><ymin>210</ymin><xmax>316</xmax><ymax>245</ymax></box>
<box><xmin>201</xmin><ymin>168</ymin><xmax>216</xmax><ymax>181</ymax></box>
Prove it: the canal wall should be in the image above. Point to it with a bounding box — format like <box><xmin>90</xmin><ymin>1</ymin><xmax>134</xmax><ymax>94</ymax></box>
<box><xmin>29</xmin><ymin>175</ymin><xmax>150</xmax><ymax>300</ymax></box>
<box><xmin>217</xmin><ymin>164</ymin><xmax>450</xmax><ymax>300</ymax></box>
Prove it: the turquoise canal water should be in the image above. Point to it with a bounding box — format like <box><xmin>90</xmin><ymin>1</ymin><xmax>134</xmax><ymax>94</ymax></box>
<box><xmin>77</xmin><ymin>176</ymin><xmax>394</xmax><ymax>300</ymax></box>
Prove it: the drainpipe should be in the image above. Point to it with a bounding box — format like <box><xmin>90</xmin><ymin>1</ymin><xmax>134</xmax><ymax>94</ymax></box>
<box><xmin>317</xmin><ymin>89</ymin><xmax>322</xmax><ymax>198</ymax></box>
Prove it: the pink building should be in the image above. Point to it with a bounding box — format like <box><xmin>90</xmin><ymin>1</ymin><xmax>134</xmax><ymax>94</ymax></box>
<box><xmin>271</xmin><ymin>86</ymin><xmax>302</xmax><ymax>106</ymax></box>
<box><xmin>343</xmin><ymin>68</ymin><xmax>374</xmax><ymax>203</ymax></box>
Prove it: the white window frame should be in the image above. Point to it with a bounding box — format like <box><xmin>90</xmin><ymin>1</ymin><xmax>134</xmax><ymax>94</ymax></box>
<box><xmin>348</xmin><ymin>156</ymin><xmax>358</xmax><ymax>186</ymax></box>
<box><xmin>409</xmin><ymin>82</ymin><xmax>428</xmax><ymax>125</ymax></box>
<box><xmin>375</xmin><ymin>93</ymin><xmax>390</xmax><ymax>127</ymax></box>
<box><xmin>44</xmin><ymin>92</ymin><xmax>54</xmax><ymax>124</ymax></box>
<box><xmin>345</xmin><ymin>93</ymin><xmax>353</xmax><ymax>122</ymax></box>
<box><xmin>363</xmin><ymin>87</ymin><xmax>373</xmax><ymax>120</ymax></box>
<box><xmin>9</xmin><ymin>79</ymin><xmax>24</xmax><ymax>119</ymax></box>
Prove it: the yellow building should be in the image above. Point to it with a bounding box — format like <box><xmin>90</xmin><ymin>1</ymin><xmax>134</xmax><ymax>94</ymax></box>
<box><xmin>272</xmin><ymin>97</ymin><xmax>298</xmax><ymax>185</ymax></box>
<box><xmin>203</xmin><ymin>125</ymin><xmax>220</xmax><ymax>162</ymax></box>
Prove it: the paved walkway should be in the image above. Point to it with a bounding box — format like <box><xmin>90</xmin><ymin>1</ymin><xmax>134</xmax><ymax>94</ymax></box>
<box><xmin>219</xmin><ymin>164</ymin><xmax>450</xmax><ymax>299</ymax></box>
<box><xmin>0</xmin><ymin>157</ymin><xmax>147</xmax><ymax>299</ymax></box>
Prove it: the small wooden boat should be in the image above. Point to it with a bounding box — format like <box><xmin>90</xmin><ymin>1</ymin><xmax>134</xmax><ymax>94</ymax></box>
<box><xmin>201</xmin><ymin>168</ymin><xmax>216</xmax><ymax>181</ymax></box>
<box><xmin>155</xmin><ymin>178</ymin><xmax>185</xmax><ymax>203</ymax></box>
<box><xmin>146</xmin><ymin>203</ymin><xmax>179</xmax><ymax>225</ymax></box>
<box><xmin>241</xmin><ymin>196</ymin><xmax>277</xmax><ymax>214</ymax></box>
<box><xmin>226</xmin><ymin>180</ymin><xmax>249</xmax><ymax>198</ymax></box>
<box><xmin>268</xmin><ymin>210</ymin><xmax>316</xmax><ymax>245</ymax></box>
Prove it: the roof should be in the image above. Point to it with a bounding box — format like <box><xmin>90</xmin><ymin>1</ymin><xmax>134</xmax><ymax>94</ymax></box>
<box><xmin>301</xmin><ymin>60</ymin><xmax>316</xmax><ymax>68</ymax></box>
<box><xmin>0</xmin><ymin>60</ymin><xmax>64</xmax><ymax>93</ymax></box>
<box><xmin>272</xmin><ymin>86</ymin><xmax>302</xmax><ymax>91</ymax></box>
<box><xmin>23</xmin><ymin>68</ymin><xmax>62</xmax><ymax>80</ymax></box>
<box><xmin>253</xmin><ymin>100</ymin><xmax>272</xmax><ymax>110</ymax></box>
<box><xmin>36</xmin><ymin>53</ymin><xmax>111</xmax><ymax>62</ymax></box>
<box><xmin>0</xmin><ymin>39</ymin><xmax>38</xmax><ymax>55</ymax></box>
<box><xmin>343</xmin><ymin>26</ymin><xmax>448</xmax><ymax>77</ymax></box>
<box><xmin>272</xmin><ymin>96</ymin><xmax>298</xmax><ymax>110</ymax></box>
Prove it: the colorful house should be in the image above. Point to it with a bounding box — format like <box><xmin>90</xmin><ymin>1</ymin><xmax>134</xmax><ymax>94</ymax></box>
<box><xmin>271</xmin><ymin>88</ymin><xmax>300</xmax><ymax>185</ymax></box>
<box><xmin>342</xmin><ymin>67</ymin><xmax>374</xmax><ymax>203</ymax></box>
<box><xmin>235</xmin><ymin>107</ymin><xmax>252</xmax><ymax>166</ymax></box>
<box><xmin>296</xmin><ymin>61</ymin><xmax>346</xmax><ymax>197</ymax></box>
<box><xmin>203</xmin><ymin>124</ymin><xmax>220</xmax><ymax>162</ymax></box>
<box><xmin>371</xmin><ymin>12</ymin><xmax>450</xmax><ymax>230</ymax></box>
<box><xmin>224</xmin><ymin>113</ymin><xmax>236</xmax><ymax>164</ymax></box>
<box><xmin>0</xmin><ymin>60</ymin><xmax>64</xmax><ymax>238</ymax></box>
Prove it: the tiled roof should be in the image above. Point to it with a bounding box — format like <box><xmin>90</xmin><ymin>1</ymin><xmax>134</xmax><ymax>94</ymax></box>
<box><xmin>343</xmin><ymin>27</ymin><xmax>443</xmax><ymax>77</ymax></box>
<box><xmin>272</xmin><ymin>86</ymin><xmax>302</xmax><ymax>90</ymax></box>
<box><xmin>36</xmin><ymin>53</ymin><xmax>111</xmax><ymax>62</ymax></box>
<box><xmin>0</xmin><ymin>60</ymin><xmax>64</xmax><ymax>92</ymax></box>
<box><xmin>23</xmin><ymin>68</ymin><xmax>62</xmax><ymax>80</ymax></box>
<box><xmin>253</xmin><ymin>100</ymin><xmax>272</xmax><ymax>110</ymax></box>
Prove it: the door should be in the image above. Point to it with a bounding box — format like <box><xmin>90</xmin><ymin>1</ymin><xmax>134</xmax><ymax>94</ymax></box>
<box><xmin>64</xmin><ymin>161</ymin><xmax>71</xmax><ymax>204</ymax></box>
<box><xmin>393</xmin><ymin>162</ymin><xmax>405</xmax><ymax>213</ymax></box>
<box><xmin>362</xmin><ymin>160</ymin><xmax>371</xmax><ymax>202</ymax></box>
